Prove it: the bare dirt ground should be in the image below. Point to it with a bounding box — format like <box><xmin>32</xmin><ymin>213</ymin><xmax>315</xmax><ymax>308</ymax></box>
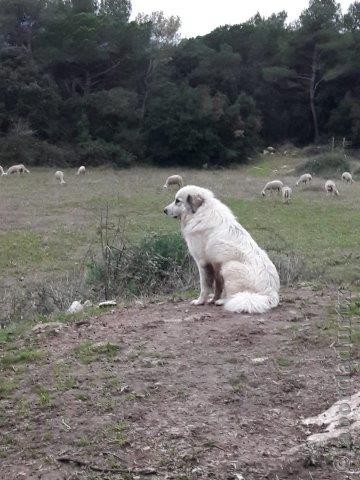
<box><xmin>1</xmin><ymin>286</ymin><xmax>359</xmax><ymax>480</ymax></box>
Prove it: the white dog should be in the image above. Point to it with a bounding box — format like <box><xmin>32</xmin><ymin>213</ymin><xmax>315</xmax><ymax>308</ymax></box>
<box><xmin>164</xmin><ymin>186</ymin><xmax>280</xmax><ymax>314</ymax></box>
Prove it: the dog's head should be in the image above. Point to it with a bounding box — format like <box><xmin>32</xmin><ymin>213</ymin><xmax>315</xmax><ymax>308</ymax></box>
<box><xmin>164</xmin><ymin>185</ymin><xmax>213</xmax><ymax>219</ymax></box>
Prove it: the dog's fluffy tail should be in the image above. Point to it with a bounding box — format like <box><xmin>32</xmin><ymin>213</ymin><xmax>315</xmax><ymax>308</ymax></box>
<box><xmin>224</xmin><ymin>291</ymin><xmax>279</xmax><ymax>314</ymax></box>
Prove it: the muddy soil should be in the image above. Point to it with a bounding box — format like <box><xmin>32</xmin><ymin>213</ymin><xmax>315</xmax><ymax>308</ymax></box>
<box><xmin>1</xmin><ymin>286</ymin><xmax>359</xmax><ymax>479</ymax></box>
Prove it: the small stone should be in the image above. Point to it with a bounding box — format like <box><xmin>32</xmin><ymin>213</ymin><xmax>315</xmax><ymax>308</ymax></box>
<box><xmin>251</xmin><ymin>357</ymin><xmax>268</xmax><ymax>365</ymax></box>
<box><xmin>67</xmin><ymin>301</ymin><xmax>83</xmax><ymax>314</ymax></box>
<box><xmin>32</xmin><ymin>322</ymin><xmax>64</xmax><ymax>335</ymax></box>
<box><xmin>98</xmin><ymin>300</ymin><xmax>117</xmax><ymax>308</ymax></box>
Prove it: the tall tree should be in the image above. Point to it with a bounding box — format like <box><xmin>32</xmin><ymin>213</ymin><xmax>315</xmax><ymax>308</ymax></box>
<box><xmin>135</xmin><ymin>11</ymin><xmax>181</xmax><ymax>119</ymax></box>
<box><xmin>98</xmin><ymin>0</ymin><xmax>131</xmax><ymax>21</ymax></box>
<box><xmin>297</xmin><ymin>0</ymin><xmax>342</xmax><ymax>142</ymax></box>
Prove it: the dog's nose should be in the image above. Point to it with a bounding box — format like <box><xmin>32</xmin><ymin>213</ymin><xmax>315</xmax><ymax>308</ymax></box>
<box><xmin>163</xmin><ymin>208</ymin><xmax>168</xmax><ymax>215</ymax></box>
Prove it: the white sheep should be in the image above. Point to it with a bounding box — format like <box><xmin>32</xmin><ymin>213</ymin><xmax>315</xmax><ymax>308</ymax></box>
<box><xmin>341</xmin><ymin>171</ymin><xmax>353</xmax><ymax>183</ymax></box>
<box><xmin>0</xmin><ymin>165</ymin><xmax>7</xmax><ymax>176</ymax></box>
<box><xmin>163</xmin><ymin>174</ymin><xmax>183</xmax><ymax>189</ymax></box>
<box><xmin>267</xmin><ymin>146</ymin><xmax>275</xmax><ymax>153</ymax></box>
<box><xmin>76</xmin><ymin>165</ymin><xmax>86</xmax><ymax>175</ymax></box>
<box><xmin>261</xmin><ymin>180</ymin><xmax>284</xmax><ymax>197</ymax></box>
<box><xmin>296</xmin><ymin>173</ymin><xmax>312</xmax><ymax>186</ymax></box>
<box><xmin>281</xmin><ymin>186</ymin><xmax>292</xmax><ymax>204</ymax></box>
<box><xmin>55</xmin><ymin>170</ymin><xmax>66</xmax><ymax>184</ymax></box>
<box><xmin>325</xmin><ymin>180</ymin><xmax>339</xmax><ymax>196</ymax></box>
<box><xmin>7</xmin><ymin>164</ymin><xmax>30</xmax><ymax>174</ymax></box>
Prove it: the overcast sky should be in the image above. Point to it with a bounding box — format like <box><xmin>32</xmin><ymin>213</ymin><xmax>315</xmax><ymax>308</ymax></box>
<box><xmin>131</xmin><ymin>0</ymin><xmax>353</xmax><ymax>38</ymax></box>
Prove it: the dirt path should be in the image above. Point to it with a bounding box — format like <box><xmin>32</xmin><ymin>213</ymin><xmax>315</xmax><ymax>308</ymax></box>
<box><xmin>1</xmin><ymin>287</ymin><xmax>359</xmax><ymax>479</ymax></box>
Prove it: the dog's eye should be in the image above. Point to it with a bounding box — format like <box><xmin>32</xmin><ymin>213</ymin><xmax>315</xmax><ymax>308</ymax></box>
<box><xmin>175</xmin><ymin>199</ymin><xmax>181</xmax><ymax>204</ymax></box>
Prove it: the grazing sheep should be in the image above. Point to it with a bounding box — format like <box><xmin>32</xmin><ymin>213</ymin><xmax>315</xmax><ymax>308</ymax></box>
<box><xmin>76</xmin><ymin>165</ymin><xmax>86</xmax><ymax>175</ymax></box>
<box><xmin>55</xmin><ymin>170</ymin><xmax>66</xmax><ymax>184</ymax></box>
<box><xmin>7</xmin><ymin>164</ymin><xmax>30</xmax><ymax>174</ymax></box>
<box><xmin>267</xmin><ymin>146</ymin><xmax>275</xmax><ymax>153</ymax></box>
<box><xmin>0</xmin><ymin>165</ymin><xmax>7</xmax><ymax>176</ymax></box>
<box><xmin>296</xmin><ymin>173</ymin><xmax>312</xmax><ymax>186</ymax></box>
<box><xmin>163</xmin><ymin>174</ymin><xmax>183</xmax><ymax>189</ymax></box>
<box><xmin>262</xmin><ymin>149</ymin><xmax>269</xmax><ymax>156</ymax></box>
<box><xmin>261</xmin><ymin>180</ymin><xmax>284</xmax><ymax>197</ymax></box>
<box><xmin>341</xmin><ymin>171</ymin><xmax>353</xmax><ymax>183</ymax></box>
<box><xmin>325</xmin><ymin>180</ymin><xmax>339</xmax><ymax>196</ymax></box>
<box><xmin>281</xmin><ymin>186</ymin><xmax>292</xmax><ymax>204</ymax></box>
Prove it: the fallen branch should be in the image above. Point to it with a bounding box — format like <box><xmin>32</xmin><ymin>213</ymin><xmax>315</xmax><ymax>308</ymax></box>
<box><xmin>57</xmin><ymin>456</ymin><xmax>157</xmax><ymax>475</ymax></box>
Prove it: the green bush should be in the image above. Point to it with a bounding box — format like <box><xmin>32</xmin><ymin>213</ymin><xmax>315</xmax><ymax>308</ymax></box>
<box><xmin>297</xmin><ymin>151</ymin><xmax>350</xmax><ymax>175</ymax></box>
<box><xmin>0</xmin><ymin>134</ymin><xmax>77</xmax><ymax>167</ymax></box>
<box><xmin>86</xmin><ymin>232</ymin><xmax>196</xmax><ymax>298</ymax></box>
<box><xmin>78</xmin><ymin>140</ymin><xmax>135</xmax><ymax>168</ymax></box>
<box><xmin>301</xmin><ymin>144</ymin><xmax>330</xmax><ymax>156</ymax></box>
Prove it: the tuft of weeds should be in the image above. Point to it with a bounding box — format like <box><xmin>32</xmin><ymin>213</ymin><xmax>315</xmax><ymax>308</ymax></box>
<box><xmin>96</xmin><ymin>396</ymin><xmax>117</xmax><ymax>413</ymax></box>
<box><xmin>229</xmin><ymin>373</ymin><xmax>248</xmax><ymax>393</ymax></box>
<box><xmin>0</xmin><ymin>378</ymin><xmax>17</xmax><ymax>399</ymax></box>
<box><xmin>16</xmin><ymin>398</ymin><xmax>30</xmax><ymax>417</ymax></box>
<box><xmin>74</xmin><ymin>436</ymin><xmax>92</xmax><ymax>448</ymax></box>
<box><xmin>86</xmin><ymin>214</ymin><xmax>196</xmax><ymax>299</ymax></box>
<box><xmin>74</xmin><ymin>341</ymin><xmax>121</xmax><ymax>364</ymax></box>
<box><xmin>112</xmin><ymin>420</ymin><xmax>129</xmax><ymax>447</ymax></box>
<box><xmin>276</xmin><ymin>356</ymin><xmax>292</xmax><ymax>368</ymax></box>
<box><xmin>33</xmin><ymin>384</ymin><xmax>53</xmax><ymax>408</ymax></box>
<box><xmin>1</xmin><ymin>348</ymin><xmax>44</xmax><ymax>369</ymax></box>
<box><xmin>297</xmin><ymin>150</ymin><xmax>350</xmax><ymax>175</ymax></box>
<box><xmin>53</xmin><ymin>363</ymin><xmax>77</xmax><ymax>391</ymax></box>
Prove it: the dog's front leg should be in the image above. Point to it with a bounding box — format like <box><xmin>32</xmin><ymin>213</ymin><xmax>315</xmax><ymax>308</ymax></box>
<box><xmin>191</xmin><ymin>263</ymin><xmax>213</xmax><ymax>306</ymax></box>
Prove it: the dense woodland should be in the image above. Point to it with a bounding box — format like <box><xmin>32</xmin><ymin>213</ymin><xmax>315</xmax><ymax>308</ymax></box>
<box><xmin>0</xmin><ymin>0</ymin><xmax>359</xmax><ymax>168</ymax></box>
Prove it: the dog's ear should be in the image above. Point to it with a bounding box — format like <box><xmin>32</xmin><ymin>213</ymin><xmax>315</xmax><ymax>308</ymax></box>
<box><xmin>186</xmin><ymin>194</ymin><xmax>204</xmax><ymax>213</ymax></box>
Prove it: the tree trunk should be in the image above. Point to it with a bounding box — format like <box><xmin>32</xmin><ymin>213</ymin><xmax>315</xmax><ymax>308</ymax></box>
<box><xmin>140</xmin><ymin>58</ymin><xmax>155</xmax><ymax>120</ymax></box>
<box><xmin>310</xmin><ymin>47</ymin><xmax>320</xmax><ymax>144</ymax></box>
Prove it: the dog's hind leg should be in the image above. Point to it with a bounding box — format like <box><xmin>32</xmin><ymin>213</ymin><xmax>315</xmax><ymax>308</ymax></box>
<box><xmin>191</xmin><ymin>263</ymin><xmax>214</xmax><ymax>306</ymax></box>
<box><xmin>209</xmin><ymin>263</ymin><xmax>224</xmax><ymax>303</ymax></box>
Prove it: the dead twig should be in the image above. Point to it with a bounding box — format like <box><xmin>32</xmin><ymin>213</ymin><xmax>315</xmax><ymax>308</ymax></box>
<box><xmin>57</xmin><ymin>456</ymin><xmax>157</xmax><ymax>475</ymax></box>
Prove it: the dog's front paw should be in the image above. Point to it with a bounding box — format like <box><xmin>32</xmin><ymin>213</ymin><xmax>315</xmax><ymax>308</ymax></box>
<box><xmin>214</xmin><ymin>299</ymin><xmax>225</xmax><ymax>306</ymax></box>
<box><xmin>207</xmin><ymin>294</ymin><xmax>215</xmax><ymax>304</ymax></box>
<box><xmin>190</xmin><ymin>298</ymin><xmax>206</xmax><ymax>306</ymax></box>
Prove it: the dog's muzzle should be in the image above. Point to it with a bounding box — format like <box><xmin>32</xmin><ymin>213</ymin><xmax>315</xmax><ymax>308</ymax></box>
<box><xmin>164</xmin><ymin>208</ymin><xmax>169</xmax><ymax>215</ymax></box>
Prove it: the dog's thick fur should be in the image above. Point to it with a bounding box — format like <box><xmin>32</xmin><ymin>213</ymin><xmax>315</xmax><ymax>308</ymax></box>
<box><xmin>164</xmin><ymin>186</ymin><xmax>280</xmax><ymax>314</ymax></box>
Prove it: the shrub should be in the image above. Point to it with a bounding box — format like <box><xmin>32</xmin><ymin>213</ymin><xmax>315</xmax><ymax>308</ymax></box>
<box><xmin>301</xmin><ymin>144</ymin><xmax>330</xmax><ymax>156</ymax></box>
<box><xmin>86</xmin><ymin>231</ymin><xmax>197</xmax><ymax>298</ymax></box>
<box><xmin>270</xmin><ymin>252</ymin><xmax>317</xmax><ymax>286</ymax></box>
<box><xmin>78</xmin><ymin>140</ymin><xmax>135</xmax><ymax>167</ymax></box>
<box><xmin>0</xmin><ymin>133</ymin><xmax>78</xmax><ymax>167</ymax></box>
<box><xmin>297</xmin><ymin>151</ymin><xmax>350</xmax><ymax>175</ymax></box>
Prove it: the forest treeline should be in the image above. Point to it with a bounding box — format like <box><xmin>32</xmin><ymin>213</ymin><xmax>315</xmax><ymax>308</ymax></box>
<box><xmin>0</xmin><ymin>0</ymin><xmax>359</xmax><ymax>168</ymax></box>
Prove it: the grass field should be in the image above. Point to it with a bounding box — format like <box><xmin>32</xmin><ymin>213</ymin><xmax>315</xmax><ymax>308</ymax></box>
<box><xmin>0</xmin><ymin>156</ymin><xmax>359</xmax><ymax>323</ymax></box>
<box><xmin>0</xmin><ymin>156</ymin><xmax>360</xmax><ymax>479</ymax></box>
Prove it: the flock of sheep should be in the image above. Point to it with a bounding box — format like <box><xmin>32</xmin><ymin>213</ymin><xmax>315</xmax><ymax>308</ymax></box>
<box><xmin>1</xmin><ymin>163</ymin><xmax>355</xmax><ymax>203</ymax></box>
<box><xmin>162</xmin><ymin>170</ymin><xmax>354</xmax><ymax>204</ymax></box>
<box><xmin>0</xmin><ymin>164</ymin><xmax>86</xmax><ymax>183</ymax></box>
<box><xmin>261</xmin><ymin>171</ymin><xmax>354</xmax><ymax>204</ymax></box>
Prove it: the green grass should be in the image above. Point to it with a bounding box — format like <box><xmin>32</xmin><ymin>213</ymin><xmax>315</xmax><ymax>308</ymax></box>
<box><xmin>229</xmin><ymin>373</ymin><xmax>248</xmax><ymax>393</ymax></box>
<box><xmin>33</xmin><ymin>384</ymin><xmax>53</xmax><ymax>408</ymax></box>
<box><xmin>227</xmin><ymin>196</ymin><xmax>360</xmax><ymax>284</ymax></box>
<box><xmin>1</xmin><ymin>348</ymin><xmax>44</xmax><ymax>369</ymax></box>
<box><xmin>247</xmin><ymin>158</ymin><xmax>277</xmax><ymax>177</ymax></box>
<box><xmin>0</xmin><ymin>378</ymin><xmax>17</xmax><ymax>399</ymax></box>
<box><xmin>0</xmin><ymin>162</ymin><xmax>359</xmax><ymax>325</ymax></box>
<box><xmin>276</xmin><ymin>356</ymin><xmax>292</xmax><ymax>368</ymax></box>
<box><xmin>53</xmin><ymin>363</ymin><xmax>77</xmax><ymax>391</ymax></box>
<box><xmin>112</xmin><ymin>420</ymin><xmax>129</xmax><ymax>447</ymax></box>
<box><xmin>0</xmin><ymin>232</ymin><xmax>46</xmax><ymax>270</ymax></box>
<box><xmin>73</xmin><ymin>341</ymin><xmax>121</xmax><ymax>364</ymax></box>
